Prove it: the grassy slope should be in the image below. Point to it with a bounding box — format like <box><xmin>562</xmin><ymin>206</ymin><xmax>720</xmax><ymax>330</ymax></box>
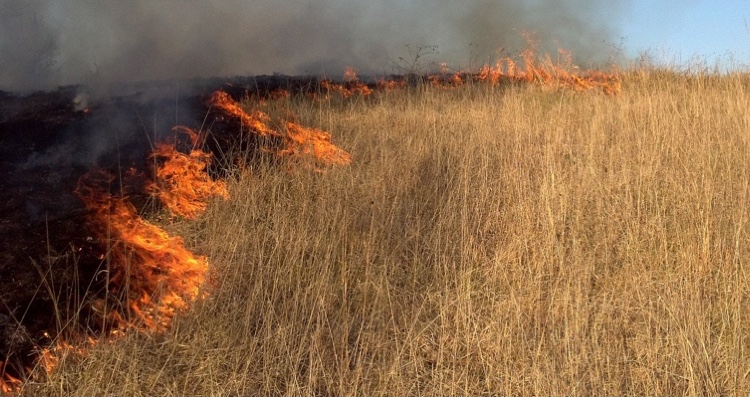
<box><xmin>27</xmin><ymin>72</ymin><xmax>750</xmax><ymax>395</ymax></box>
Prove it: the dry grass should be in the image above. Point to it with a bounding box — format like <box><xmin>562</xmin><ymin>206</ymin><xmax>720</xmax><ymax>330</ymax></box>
<box><xmin>24</xmin><ymin>71</ymin><xmax>750</xmax><ymax>395</ymax></box>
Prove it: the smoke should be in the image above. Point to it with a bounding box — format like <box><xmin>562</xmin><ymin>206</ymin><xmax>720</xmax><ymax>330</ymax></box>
<box><xmin>0</xmin><ymin>0</ymin><xmax>631</xmax><ymax>92</ymax></box>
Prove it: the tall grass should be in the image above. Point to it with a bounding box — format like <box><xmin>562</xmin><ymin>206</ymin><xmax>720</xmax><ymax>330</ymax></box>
<box><xmin>25</xmin><ymin>71</ymin><xmax>750</xmax><ymax>395</ymax></box>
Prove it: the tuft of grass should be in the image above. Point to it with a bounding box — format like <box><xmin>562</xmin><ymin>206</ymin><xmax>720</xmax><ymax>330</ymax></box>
<box><xmin>24</xmin><ymin>71</ymin><xmax>750</xmax><ymax>396</ymax></box>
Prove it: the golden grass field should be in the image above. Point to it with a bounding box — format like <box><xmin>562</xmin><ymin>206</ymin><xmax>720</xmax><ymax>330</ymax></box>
<box><xmin>24</xmin><ymin>70</ymin><xmax>750</xmax><ymax>395</ymax></box>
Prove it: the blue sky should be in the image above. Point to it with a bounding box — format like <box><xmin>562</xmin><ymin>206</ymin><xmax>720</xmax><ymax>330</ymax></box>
<box><xmin>622</xmin><ymin>0</ymin><xmax>750</xmax><ymax>68</ymax></box>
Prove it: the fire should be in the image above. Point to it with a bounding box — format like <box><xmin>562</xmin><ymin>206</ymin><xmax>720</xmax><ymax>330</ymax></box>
<box><xmin>0</xmin><ymin>362</ymin><xmax>20</xmax><ymax>395</ymax></box>
<box><xmin>71</xmin><ymin>123</ymin><xmax>227</xmax><ymax>332</ymax></box>
<box><xmin>210</xmin><ymin>91</ymin><xmax>279</xmax><ymax>137</ymax></box>
<box><xmin>310</xmin><ymin>43</ymin><xmax>619</xmax><ymax>98</ymax></box>
<box><xmin>76</xmin><ymin>170</ymin><xmax>210</xmax><ymax>331</ymax></box>
<box><xmin>280</xmin><ymin>121</ymin><xmax>352</xmax><ymax>166</ymax></box>
<box><xmin>376</xmin><ymin>79</ymin><xmax>407</xmax><ymax>91</ymax></box>
<box><xmin>472</xmin><ymin>40</ymin><xmax>620</xmax><ymax>95</ymax></box>
<box><xmin>312</xmin><ymin>68</ymin><xmax>374</xmax><ymax>100</ymax></box>
<box><xmin>209</xmin><ymin>90</ymin><xmax>352</xmax><ymax>168</ymax></box>
<box><xmin>147</xmin><ymin>126</ymin><xmax>229</xmax><ymax>219</ymax></box>
<box><xmin>320</xmin><ymin>79</ymin><xmax>373</xmax><ymax>99</ymax></box>
<box><xmin>36</xmin><ymin>336</ymin><xmax>96</xmax><ymax>379</ymax></box>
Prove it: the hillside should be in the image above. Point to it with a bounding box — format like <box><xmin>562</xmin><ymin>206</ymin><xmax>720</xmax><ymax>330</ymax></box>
<box><xmin>21</xmin><ymin>70</ymin><xmax>750</xmax><ymax>396</ymax></box>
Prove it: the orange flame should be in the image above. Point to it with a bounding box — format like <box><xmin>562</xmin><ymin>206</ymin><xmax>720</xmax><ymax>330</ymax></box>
<box><xmin>76</xmin><ymin>171</ymin><xmax>210</xmax><ymax>332</ymax></box>
<box><xmin>313</xmin><ymin>68</ymin><xmax>375</xmax><ymax>100</ymax></box>
<box><xmin>471</xmin><ymin>39</ymin><xmax>620</xmax><ymax>94</ymax></box>
<box><xmin>147</xmin><ymin>126</ymin><xmax>229</xmax><ymax>219</ymax></box>
<box><xmin>376</xmin><ymin>79</ymin><xmax>407</xmax><ymax>91</ymax></box>
<box><xmin>36</xmin><ymin>336</ymin><xmax>96</xmax><ymax>379</ymax></box>
<box><xmin>210</xmin><ymin>91</ymin><xmax>279</xmax><ymax>137</ymax></box>
<box><xmin>0</xmin><ymin>362</ymin><xmax>21</xmax><ymax>395</ymax></box>
<box><xmin>281</xmin><ymin>121</ymin><xmax>352</xmax><ymax>166</ymax></box>
<box><xmin>209</xmin><ymin>90</ymin><xmax>352</xmax><ymax>168</ymax></box>
<box><xmin>320</xmin><ymin>79</ymin><xmax>373</xmax><ymax>99</ymax></box>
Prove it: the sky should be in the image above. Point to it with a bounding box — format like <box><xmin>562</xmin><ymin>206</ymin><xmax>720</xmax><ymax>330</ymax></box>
<box><xmin>622</xmin><ymin>0</ymin><xmax>750</xmax><ymax>69</ymax></box>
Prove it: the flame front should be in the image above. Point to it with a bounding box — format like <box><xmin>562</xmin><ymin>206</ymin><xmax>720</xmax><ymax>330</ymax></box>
<box><xmin>281</xmin><ymin>121</ymin><xmax>352</xmax><ymax>166</ymax></box>
<box><xmin>76</xmin><ymin>171</ymin><xmax>210</xmax><ymax>331</ymax></box>
<box><xmin>472</xmin><ymin>38</ymin><xmax>620</xmax><ymax>94</ymax></box>
<box><xmin>210</xmin><ymin>91</ymin><xmax>352</xmax><ymax>168</ymax></box>
<box><xmin>148</xmin><ymin>126</ymin><xmax>229</xmax><ymax>219</ymax></box>
<box><xmin>210</xmin><ymin>91</ymin><xmax>279</xmax><ymax>137</ymax></box>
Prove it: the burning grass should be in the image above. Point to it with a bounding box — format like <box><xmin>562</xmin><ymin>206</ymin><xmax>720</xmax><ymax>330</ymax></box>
<box><xmin>16</xmin><ymin>68</ymin><xmax>750</xmax><ymax>396</ymax></box>
<box><xmin>147</xmin><ymin>126</ymin><xmax>229</xmax><ymax>219</ymax></box>
<box><xmin>209</xmin><ymin>90</ymin><xmax>353</xmax><ymax>168</ymax></box>
<box><xmin>75</xmin><ymin>170</ymin><xmax>211</xmax><ymax>332</ymax></box>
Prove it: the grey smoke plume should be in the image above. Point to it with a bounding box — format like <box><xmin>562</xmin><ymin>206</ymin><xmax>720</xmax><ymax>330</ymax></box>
<box><xmin>0</xmin><ymin>0</ymin><xmax>630</xmax><ymax>92</ymax></box>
